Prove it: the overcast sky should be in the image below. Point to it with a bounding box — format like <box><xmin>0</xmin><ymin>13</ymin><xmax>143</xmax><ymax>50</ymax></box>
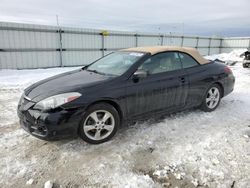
<box><xmin>0</xmin><ymin>0</ymin><xmax>249</xmax><ymax>36</ymax></box>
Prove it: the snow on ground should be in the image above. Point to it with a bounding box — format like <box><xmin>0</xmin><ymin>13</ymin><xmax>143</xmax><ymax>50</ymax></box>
<box><xmin>205</xmin><ymin>49</ymin><xmax>247</xmax><ymax>63</ymax></box>
<box><xmin>0</xmin><ymin>67</ymin><xmax>80</xmax><ymax>90</ymax></box>
<box><xmin>0</xmin><ymin>53</ymin><xmax>250</xmax><ymax>188</ymax></box>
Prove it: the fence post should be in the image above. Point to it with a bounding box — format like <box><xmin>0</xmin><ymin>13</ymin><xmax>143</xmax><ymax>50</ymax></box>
<box><xmin>100</xmin><ymin>31</ymin><xmax>109</xmax><ymax>57</ymax></box>
<box><xmin>135</xmin><ymin>34</ymin><xmax>138</xmax><ymax>47</ymax></box>
<box><xmin>101</xmin><ymin>34</ymin><xmax>105</xmax><ymax>57</ymax></box>
<box><xmin>160</xmin><ymin>35</ymin><xmax>164</xmax><ymax>46</ymax></box>
<box><xmin>219</xmin><ymin>38</ymin><xmax>223</xmax><ymax>53</ymax></box>
<box><xmin>195</xmin><ymin>37</ymin><xmax>199</xmax><ymax>49</ymax></box>
<box><xmin>208</xmin><ymin>38</ymin><xmax>212</xmax><ymax>55</ymax></box>
<box><xmin>58</xmin><ymin>28</ymin><xmax>63</xmax><ymax>67</ymax></box>
<box><xmin>181</xmin><ymin>36</ymin><xmax>184</xmax><ymax>46</ymax></box>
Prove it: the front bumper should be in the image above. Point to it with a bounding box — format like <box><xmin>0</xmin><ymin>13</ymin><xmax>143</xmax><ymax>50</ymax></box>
<box><xmin>17</xmin><ymin>98</ymin><xmax>86</xmax><ymax>140</ymax></box>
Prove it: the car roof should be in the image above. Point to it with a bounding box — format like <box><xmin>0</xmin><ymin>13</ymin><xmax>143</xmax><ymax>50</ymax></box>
<box><xmin>121</xmin><ymin>46</ymin><xmax>210</xmax><ymax>64</ymax></box>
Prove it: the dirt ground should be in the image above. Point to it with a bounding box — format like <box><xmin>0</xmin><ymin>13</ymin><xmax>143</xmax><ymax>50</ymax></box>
<box><xmin>0</xmin><ymin>65</ymin><xmax>250</xmax><ymax>188</ymax></box>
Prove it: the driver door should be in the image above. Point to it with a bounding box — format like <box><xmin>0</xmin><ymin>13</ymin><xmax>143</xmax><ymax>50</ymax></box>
<box><xmin>125</xmin><ymin>51</ymin><xmax>188</xmax><ymax>119</ymax></box>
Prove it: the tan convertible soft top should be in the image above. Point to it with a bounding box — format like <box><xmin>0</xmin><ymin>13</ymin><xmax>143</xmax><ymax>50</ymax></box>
<box><xmin>121</xmin><ymin>46</ymin><xmax>209</xmax><ymax>64</ymax></box>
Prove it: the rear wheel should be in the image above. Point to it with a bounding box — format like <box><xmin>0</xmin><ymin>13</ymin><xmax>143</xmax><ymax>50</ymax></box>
<box><xmin>200</xmin><ymin>84</ymin><xmax>222</xmax><ymax>112</ymax></box>
<box><xmin>79</xmin><ymin>103</ymin><xmax>120</xmax><ymax>144</ymax></box>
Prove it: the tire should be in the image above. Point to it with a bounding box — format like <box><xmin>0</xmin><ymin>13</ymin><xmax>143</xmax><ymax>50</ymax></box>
<box><xmin>78</xmin><ymin>102</ymin><xmax>120</xmax><ymax>144</ymax></box>
<box><xmin>200</xmin><ymin>84</ymin><xmax>222</xmax><ymax>112</ymax></box>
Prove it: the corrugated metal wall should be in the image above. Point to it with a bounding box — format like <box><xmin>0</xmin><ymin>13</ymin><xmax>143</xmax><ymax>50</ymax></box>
<box><xmin>0</xmin><ymin>22</ymin><xmax>60</xmax><ymax>69</ymax></box>
<box><xmin>221</xmin><ymin>37</ymin><xmax>250</xmax><ymax>53</ymax></box>
<box><xmin>0</xmin><ymin>22</ymin><xmax>249</xmax><ymax>69</ymax></box>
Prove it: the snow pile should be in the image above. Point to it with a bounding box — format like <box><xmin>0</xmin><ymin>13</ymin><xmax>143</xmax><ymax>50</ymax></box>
<box><xmin>26</xmin><ymin>178</ymin><xmax>34</xmax><ymax>185</ymax></box>
<box><xmin>205</xmin><ymin>49</ymin><xmax>247</xmax><ymax>63</ymax></box>
<box><xmin>44</xmin><ymin>180</ymin><xmax>53</xmax><ymax>188</ymax></box>
<box><xmin>0</xmin><ymin>67</ymin><xmax>80</xmax><ymax>90</ymax></box>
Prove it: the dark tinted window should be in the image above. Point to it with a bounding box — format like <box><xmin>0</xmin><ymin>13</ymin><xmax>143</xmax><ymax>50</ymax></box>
<box><xmin>139</xmin><ymin>52</ymin><xmax>182</xmax><ymax>74</ymax></box>
<box><xmin>178</xmin><ymin>52</ymin><xmax>199</xmax><ymax>68</ymax></box>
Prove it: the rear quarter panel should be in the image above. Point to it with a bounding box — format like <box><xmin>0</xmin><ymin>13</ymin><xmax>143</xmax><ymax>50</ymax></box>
<box><xmin>184</xmin><ymin>61</ymin><xmax>234</xmax><ymax>107</ymax></box>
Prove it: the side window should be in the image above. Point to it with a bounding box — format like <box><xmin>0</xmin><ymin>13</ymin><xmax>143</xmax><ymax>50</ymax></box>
<box><xmin>139</xmin><ymin>52</ymin><xmax>182</xmax><ymax>75</ymax></box>
<box><xmin>178</xmin><ymin>52</ymin><xmax>199</xmax><ymax>68</ymax></box>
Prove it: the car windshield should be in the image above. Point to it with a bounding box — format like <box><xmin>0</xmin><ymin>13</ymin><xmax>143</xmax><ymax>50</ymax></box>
<box><xmin>85</xmin><ymin>51</ymin><xmax>145</xmax><ymax>76</ymax></box>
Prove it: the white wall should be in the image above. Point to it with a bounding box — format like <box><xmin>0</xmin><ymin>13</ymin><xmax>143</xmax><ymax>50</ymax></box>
<box><xmin>221</xmin><ymin>38</ymin><xmax>250</xmax><ymax>53</ymax></box>
<box><xmin>0</xmin><ymin>22</ymin><xmax>249</xmax><ymax>69</ymax></box>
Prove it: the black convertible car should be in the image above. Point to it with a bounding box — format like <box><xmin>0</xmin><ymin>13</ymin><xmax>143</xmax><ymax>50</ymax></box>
<box><xmin>17</xmin><ymin>46</ymin><xmax>235</xmax><ymax>144</ymax></box>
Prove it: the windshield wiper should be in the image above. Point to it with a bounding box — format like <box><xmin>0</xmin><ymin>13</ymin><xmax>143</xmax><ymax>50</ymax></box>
<box><xmin>86</xmin><ymin>69</ymin><xmax>106</xmax><ymax>75</ymax></box>
<box><xmin>85</xmin><ymin>69</ymin><xmax>117</xmax><ymax>76</ymax></box>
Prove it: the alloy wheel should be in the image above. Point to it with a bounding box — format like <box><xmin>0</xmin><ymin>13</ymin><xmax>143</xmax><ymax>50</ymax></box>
<box><xmin>83</xmin><ymin>110</ymin><xmax>115</xmax><ymax>141</ymax></box>
<box><xmin>206</xmin><ymin>87</ymin><xmax>220</xmax><ymax>109</ymax></box>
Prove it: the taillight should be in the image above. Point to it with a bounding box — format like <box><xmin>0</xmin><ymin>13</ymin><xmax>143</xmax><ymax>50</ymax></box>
<box><xmin>224</xmin><ymin>66</ymin><xmax>232</xmax><ymax>74</ymax></box>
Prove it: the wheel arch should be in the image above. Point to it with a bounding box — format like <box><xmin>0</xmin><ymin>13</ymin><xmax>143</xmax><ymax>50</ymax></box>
<box><xmin>86</xmin><ymin>99</ymin><xmax>124</xmax><ymax>124</ymax></box>
<box><xmin>201</xmin><ymin>81</ymin><xmax>224</xmax><ymax>103</ymax></box>
<box><xmin>213</xmin><ymin>82</ymin><xmax>224</xmax><ymax>97</ymax></box>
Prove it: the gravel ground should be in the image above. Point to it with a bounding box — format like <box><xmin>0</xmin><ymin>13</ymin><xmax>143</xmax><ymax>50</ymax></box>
<box><xmin>0</xmin><ymin>64</ymin><xmax>249</xmax><ymax>188</ymax></box>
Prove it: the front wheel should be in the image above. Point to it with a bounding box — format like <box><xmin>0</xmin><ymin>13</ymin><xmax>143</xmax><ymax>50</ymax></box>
<box><xmin>200</xmin><ymin>84</ymin><xmax>222</xmax><ymax>112</ymax></box>
<box><xmin>78</xmin><ymin>103</ymin><xmax>120</xmax><ymax>144</ymax></box>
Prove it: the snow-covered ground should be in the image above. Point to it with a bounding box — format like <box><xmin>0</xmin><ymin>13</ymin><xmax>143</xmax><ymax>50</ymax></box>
<box><xmin>205</xmin><ymin>49</ymin><xmax>247</xmax><ymax>63</ymax></box>
<box><xmin>0</xmin><ymin>52</ymin><xmax>250</xmax><ymax>188</ymax></box>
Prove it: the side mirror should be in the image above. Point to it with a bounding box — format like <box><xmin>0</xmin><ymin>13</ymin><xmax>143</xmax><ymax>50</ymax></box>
<box><xmin>132</xmin><ymin>69</ymin><xmax>147</xmax><ymax>82</ymax></box>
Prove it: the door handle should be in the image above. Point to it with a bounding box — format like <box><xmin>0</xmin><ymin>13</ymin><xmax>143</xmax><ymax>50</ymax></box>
<box><xmin>179</xmin><ymin>77</ymin><xmax>185</xmax><ymax>83</ymax></box>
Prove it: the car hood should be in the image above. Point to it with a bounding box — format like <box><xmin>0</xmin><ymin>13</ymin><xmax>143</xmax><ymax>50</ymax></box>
<box><xmin>25</xmin><ymin>69</ymin><xmax>113</xmax><ymax>102</ymax></box>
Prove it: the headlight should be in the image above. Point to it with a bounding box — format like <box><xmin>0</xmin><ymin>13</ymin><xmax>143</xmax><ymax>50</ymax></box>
<box><xmin>33</xmin><ymin>92</ymin><xmax>81</xmax><ymax>110</ymax></box>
